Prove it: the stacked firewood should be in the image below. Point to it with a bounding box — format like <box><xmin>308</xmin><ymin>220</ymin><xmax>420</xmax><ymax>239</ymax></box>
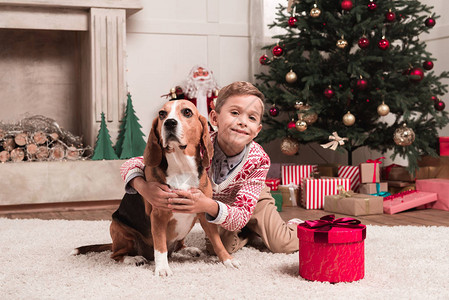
<box><xmin>0</xmin><ymin>116</ymin><xmax>91</xmax><ymax>163</ymax></box>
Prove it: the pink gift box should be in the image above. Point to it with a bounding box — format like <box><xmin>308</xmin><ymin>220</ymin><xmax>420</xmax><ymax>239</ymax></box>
<box><xmin>416</xmin><ymin>179</ymin><xmax>449</xmax><ymax>211</ymax></box>
<box><xmin>440</xmin><ymin>137</ymin><xmax>449</xmax><ymax>156</ymax></box>
<box><xmin>297</xmin><ymin>215</ymin><xmax>366</xmax><ymax>283</ymax></box>
<box><xmin>338</xmin><ymin>165</ymin><xmax>361</xmax><ymax>192</ymax></box>
<box><xmin>383</xmin><ymin>190</ymin><xmax>438</xmax><ymax>214</ymax></box>
<box><xmin>281</xmin><ymin>164</ymin><xmax>317</xmax><ymax>185</ymax></box>
<box><xmin>301</xmin><ymin>177</ymin><xmax>350</xmax><ymax>210</ymax></box>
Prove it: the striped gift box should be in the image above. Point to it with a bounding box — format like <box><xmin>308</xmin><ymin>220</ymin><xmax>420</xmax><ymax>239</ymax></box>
<box><xmin>301</xmin><ymin>177</ymin><xmax>351</xmax><ymax>210</ymax></box>
<box><xmin>281</xmin><ymin>164</ymin><xmax>317</xmax><ymax>185</ymax></box>
<box><xmin>338</xmin><ymin>165</ymin><xmax>360</xmax><ymax>192</ymax></box>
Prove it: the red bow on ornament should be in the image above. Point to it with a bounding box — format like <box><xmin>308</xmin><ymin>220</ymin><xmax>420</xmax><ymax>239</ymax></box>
<box><xmin>366</xmin><ymin>156</ymin><xmax>385</xmax><ymax>183</ymax></box>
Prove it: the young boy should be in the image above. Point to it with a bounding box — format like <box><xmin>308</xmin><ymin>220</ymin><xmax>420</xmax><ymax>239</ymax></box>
<box><xmin>120</xmin><ymin>81</ymin><xmax>299</xmax><ymax>254</ymax></box>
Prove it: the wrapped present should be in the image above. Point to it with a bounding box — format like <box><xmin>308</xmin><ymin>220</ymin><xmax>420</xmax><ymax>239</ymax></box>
<box><xmin>278</xmin><ymin>185</ymin><xmax>299</xmax><ymax>207</ymax></box>
<box><xmin>383</xmin><ymin>190</ymin><xmax>438</xmax><ymax>214</ymax></box>
<box><xmin>317</xmin><ymin>164</ymin><xmax>340</xmax><ymax>177</ymax></box>
<box><xmin>359</xmin><ymin>182</ymin><xmax>388</xmax><ymax>195</ymax></box>
<box><xmin>360</xmin><ymin>157</ymin><xmax>384</xmax><ymax>183</ymax></box>
<box><xmin>416</xmin><ymin>179</ymin><xmax>449</xmax><ymax>211</ymax></box>
<box><xmin>382</xmin><ymin>164</ymin><xmax>438</xmax><ymax>181</ymax></box>
<box><xmin>265</xmin><ymin>178</ymin><xmax>281</xmax><ymax>191</ymax></box>
<box><xmin>440</xmin><ymin>137</ymin><xmax>449</xmax><ymax>156</ymax></box>
<box><xmin>338</xmin><ymin>165</ymin><xmax>360</xmax><ymax>192</ymax></box>
<box><xmin>270</xmin><ymin>191</ymin><xmax>283</xmax><ymax>212</ymax></box>
<box><xmin>281</xmin><ymin>164</ymin><xmax>317</xmax><ymax>185</ymax></box>
<box><xmin>297</xmin><ymin>215</ymin><xmax>366</xmax><ymax>283</ymax></box>
<box><xmin>324</xmin><ymin>190</ymin><xmax>383</xmax><ymax>216</ymax></box>
<box><xmin>301</xmin><ymin>177</ymin><xmax>350</xmax><ymax>209</ymax></box>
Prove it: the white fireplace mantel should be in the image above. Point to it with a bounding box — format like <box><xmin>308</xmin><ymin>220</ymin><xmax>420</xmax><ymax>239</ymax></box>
<box><xmin>0</xmin><ymin>0</ymin><xmax>142</xmax><ymax>147</ymax></box>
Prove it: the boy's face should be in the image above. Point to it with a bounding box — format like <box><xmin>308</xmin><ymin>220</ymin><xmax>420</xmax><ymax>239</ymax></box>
<box><xmin>210</xmin><ymin>95</ymin><xmax>263</xmax><ymax>156</ymax></box>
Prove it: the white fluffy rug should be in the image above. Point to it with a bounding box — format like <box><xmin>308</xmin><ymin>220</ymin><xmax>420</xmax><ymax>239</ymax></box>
<box><xmin>1</xmin><ymin>218</ymin><xmax>448</xmax><ymax>300</ymax></box>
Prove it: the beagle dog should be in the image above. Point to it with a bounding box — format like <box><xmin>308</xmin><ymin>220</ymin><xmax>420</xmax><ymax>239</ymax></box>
<box><xmin>74</xmin><ymin>100</ymin><xmax>238</xmax><ymax>276</ymax></box>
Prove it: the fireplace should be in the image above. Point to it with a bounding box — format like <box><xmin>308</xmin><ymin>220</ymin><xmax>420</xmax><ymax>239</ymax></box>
<box><xmin>0</xmin><ymin>0</ymin><xmax>142</xmax><ymax>146</ymax></box>
<box><xmin>0</xmin><ymin>1</ymin><xmax>142</xmax><ymax>204</ymax></box>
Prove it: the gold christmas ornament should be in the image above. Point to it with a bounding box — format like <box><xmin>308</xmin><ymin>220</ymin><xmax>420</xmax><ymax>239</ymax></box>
<box><xmin>343</xmin><ymin>111</ymin><xmax>356</xmax><ymax>126</ymax></box>
<box><xmin>297</xmin><ymin>104</ymin><xmax>318</xmax><ymax>125</ymax></box>
<box><xmin>294</xmin><ymin>101</ymin><xmax>303</xmax><ymax>110</ymax></box>
<box><xmin>285</xmin><ymin>69</ymin><xmax>298</xmax><ymax>83</ymax></box>
<box><xmin>336</xmin><ymin>37</ymin><xmax>348</xmax><ymax>49</ymax></box>
<box><xmin>377</xmin><ymin>101</ymin><xmax>390</xmax><ymax>116</ymax></box>
<box><xmin>296</xmin><ymin>120</ymin><xmax>308</xmax><ymax>132</ymax></box>
<box><xmin>170</xmin><ymin>87</ymin><xmax>177</xmax><ymax>99</ymax></box>
<box><xmin>280</xmin><ymin>136</ymin><xmax>299</xmax><ymax>155</ymax></box>
<box><xmin>394</xmin><ymin>123</ymin><xmax>415</xmax><ymax>146</ymax></box>
<box><xmin>310</xmin><ymin>3</ymin><xmax>321</xmax><ymax>18</ymax></box>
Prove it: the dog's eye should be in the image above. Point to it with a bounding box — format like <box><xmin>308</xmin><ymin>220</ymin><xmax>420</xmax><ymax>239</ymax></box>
<box><xmin>159</xmin><ymin>111</ymin><xmax>167</xmax><ymax>119</ymax></box>
<box><xmin>182</xmin><ymin>108</ymin><xmax>193</xmax><ymax>118</ymax></box>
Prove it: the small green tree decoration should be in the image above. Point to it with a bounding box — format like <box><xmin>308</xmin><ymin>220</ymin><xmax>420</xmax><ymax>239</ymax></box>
<box><xmin>115</xmin><ymin>93</ymin><xmax>146</xmax><ymax>159</ymax></box>
<box><xmin>91</xmin><ymin>112</ymin><xmax>119</xmax><ymax>160</ymax></box>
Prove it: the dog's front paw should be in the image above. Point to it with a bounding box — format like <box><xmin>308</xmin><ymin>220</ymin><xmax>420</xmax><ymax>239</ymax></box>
<box><xmin>222</xmin><ymin>258</ymin><xmax>241</xmax><ymax>269</ymax></box>
<box><xmin>154</xmin><ymin>265</ymin><xmax>173</xmax><ymax>277</ymax></box>
<box><xmin>123</xmin><ymin>255</ymin><xmax>147</xmax><ymax>266</ymax></box>
<box><xmin>178</xmin><ymin>246</ymin><xmax>202</xmax><ymax>257</ymax></box>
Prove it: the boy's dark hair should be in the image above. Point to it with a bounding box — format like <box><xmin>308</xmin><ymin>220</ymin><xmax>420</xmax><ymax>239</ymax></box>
<box><xmin>215</xmin><ymin>81</ymin><xmax>265</xmax><ymax>120</ymax></box>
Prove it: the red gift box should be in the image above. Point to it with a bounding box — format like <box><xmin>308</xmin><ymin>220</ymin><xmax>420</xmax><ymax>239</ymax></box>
<box><xmin>338</xmin><ymin>165</ymin><xmax>360</xmax><ymax>192</ymax></box>
<box><xmin>265</xmin><ymin>178</ymin><xmax>281</xmax><ymax>191</ymax></box>
<box><xmin>383</xmin><ymin>190</ymin><xmax>438</xmax><ymax>214</ymax></box>
<box><xmin>301</xmin><ymin>177</ymin><xmax>350</xmax><ymax>209</ymax></box>
<box><xmin>440</xmin><ymin>137</ymin><xmax>449</xmax><ymax>156</ymax></box>
<box><xmin>281</xmin><ymin>164</ymin><xmax>317</xmax><ymax>185</ymax></box>
<box><xmin>297</xmin><ymin>215</ymin><xmax>366</xmax><ymax>283</ymax></box>
<box><xmin>416</xmin><ymin>179</ymin><xmax>449</xmax><ymax>211</ymax></box>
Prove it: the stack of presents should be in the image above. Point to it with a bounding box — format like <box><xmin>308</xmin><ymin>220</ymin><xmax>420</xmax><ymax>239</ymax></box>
<box><xmin>267</xmin><ymin>142</ymin><xmax>449</xmax><ymax>283</ymax></box>
<box><xmin>266</xmin><ymin>154</ymin><xmax>449</xmax><ymax>216</ymax></box>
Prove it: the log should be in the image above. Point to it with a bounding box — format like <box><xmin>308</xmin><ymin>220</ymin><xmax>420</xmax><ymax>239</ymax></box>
<box><xmin>0</xmin><ymin>129</ymin><xmax>5</xmax><ymax>140</ymax></box>
<box><xmin>66</xmin><ymin>146</ymin><xmax>81</xmax><ymax>160</ymax></box>
<box><xmin>33</xmin><ymin>131</ymin><xmax>48</xmax><ymax>145</ymax></box>
<box><xmin>49</xmin><ymin>132</ymin><xmax>59</xmax><ymax>141</ymax></box>
<box><xmin>50</xmin><ymin>144</ymin><xmax>65</xmax><ymax>160</ymax></box>
<box><xmin>0</xmin><ymin>150</ymin><xmax>9</xmax><ymax>163</ymax></box>
<box><xmin>36</xmin><ymin>146</ymin><xmax>49</xmax><ymax>161</ymax></box>
<box><xmin>3</xmin><ymin>138</ymin><xmax>15</xmax><ymax>151</ymax></box>
<box><xmin>10</xmin><ymin>148</ymin><xmax>25</xmax><ymax>162</ymax></box>
<box><xmin>26</xmin><ymin>143</ymin><xmax>38</xmax><ymax>155</ymax></box>
<box><xmin>14</xmin><ymin>132</ymin><xmax>28</xmax><ymax>146</ymax></box>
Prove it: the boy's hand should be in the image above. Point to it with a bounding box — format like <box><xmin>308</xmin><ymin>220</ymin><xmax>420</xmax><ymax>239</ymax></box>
<box><xmin>169</xmin><ymin>189</ymin><xmax>218</xmax><ymax>217</ymax></box>
<box><xmin>130</xmin><ymin>177</ymin><xmax>177</xmax><ymax>211</ymax></box>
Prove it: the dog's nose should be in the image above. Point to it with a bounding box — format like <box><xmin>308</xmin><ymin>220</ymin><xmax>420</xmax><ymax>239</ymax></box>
<box><xmin>164</xmin><ymin>118</ymin><xmax>178</xmax><ymax>129</ymax></box>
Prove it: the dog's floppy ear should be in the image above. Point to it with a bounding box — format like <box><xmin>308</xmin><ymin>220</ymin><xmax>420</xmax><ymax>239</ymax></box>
<box><xmin>144</xmin><ymin>117</ymin><xmax>162</xmax><ymax>167</ymax></box>
<box><xmin>199</xmin><ymin>114</ymin><xmax>213</xmax><ymax>168</ymax></box>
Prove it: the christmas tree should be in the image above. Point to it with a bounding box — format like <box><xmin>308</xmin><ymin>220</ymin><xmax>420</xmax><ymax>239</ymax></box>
<box><xmin>91</xmin><ymin>112</ymin><xmax>119</xmax><ymax>160</ymax></box>
<box><xmin>255</xmin><ymin>0</ymin><xmax>449</xmax><ymax>173</ymax></box>
<box><xmin>114</xmin><ymin>93</ymin><xmax>146</xmax><ymax>159</ymax></box>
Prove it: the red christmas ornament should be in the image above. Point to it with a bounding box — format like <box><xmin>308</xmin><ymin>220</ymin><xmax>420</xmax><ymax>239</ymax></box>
<box><xmin>435</xmin><ymin>100</ymin><xmax>446</xmax><ymax>111</ymax></box>
<box><xmin>385</xmin><ymin>11</ymin><xmax>396</xmax><ymax>22</ymax></box>
<box><xmin>358</xmin><ymin>37</ymin><xmax>370</xmax><ymax>49</ymax></box>
<box><xmin>409</xmin><ymin>67</ymin><xmax>424</xmax><ymax>82</ymax></box>
<box><xmin>288</xmin><ymin>16</ymin><xmax>298</xmax><ymax>27</ymax></box>
<box><xmin>367</xmin><ymin>1</ymin><xmax>377</xmax><ymax>11</ymax></box>
<box><xmin>378</xmin><ymin>38</ymin><xmax>390</xmax><ymax>50</ymax></box>
<box><xmin>356</xmin><ymin>78</ymin><xmax>368</xmax><ymax>90</ymax></box>
<box><xmin>423</xmin><ymin>61</ymin><xmax>434</xmax><ymax>70</ymax></box>
<box><xmin>269</xmin><ymin>105</ymin><xmax>280</xmax><ymax>116</ymax></box>
<box><xmin>288</xmin><ymin>120</ymin><xmax>296</xmax><ymax>129</ymax></box>
<box><xmin>272</xmin><ymin>45</ymin><xmax>284</xmax><ymax>57</ymax></box>
<box><xmin>259</xmin><ymin>54</ymin><xmax>269</xmax><ymax>65</ymax></box>
<box><xmin>324</xmin><ymin>87</ymin><xmax>335</xmax><ymax>99</ymax></box>
<box><xmin>430</xmin><ymin>96</ymin><xmax>438</xmax><ymax>103</ymax></box>
<box><xmin>341</xmin><ymin>0</ymin><xmax>353</xmax><ymax>11</ymax></box>
<box><xmin>425</xmin><ymin>17</ymin><xmax>436</xmax><ymax>28</ymax></box>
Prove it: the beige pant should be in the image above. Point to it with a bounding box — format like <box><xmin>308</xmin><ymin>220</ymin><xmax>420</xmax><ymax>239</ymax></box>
<box><xmin>209</xmin><ymin>186</ymin><xmax>299</xmax><ymax>254</ymax></box>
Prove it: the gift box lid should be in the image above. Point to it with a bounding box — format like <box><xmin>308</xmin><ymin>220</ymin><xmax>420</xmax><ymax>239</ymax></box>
<box><xmin>297</xmin><ymin>215</ymin><xmax>366</xmax><ymax>244</ymax></box>
<box><xmin>439</xmin><ymin>137</ymin><xmax>449</xmax><ymax>142</ymax></box>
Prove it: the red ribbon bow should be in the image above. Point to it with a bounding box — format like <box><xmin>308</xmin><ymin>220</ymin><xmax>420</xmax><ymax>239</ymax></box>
<box><xmin>366</xmin><ymin>156</ymin><xmax>385</xmax><ymax>183</ymax></box>
<box><xmin>299</xmin><ymin>215</ymin><xmax>366</xmax><ymax>243</ymax></box>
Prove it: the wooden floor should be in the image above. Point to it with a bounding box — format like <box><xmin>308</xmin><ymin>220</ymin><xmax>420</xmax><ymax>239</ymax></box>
<box><xmin>1</xmin><ymin>201</ymin><xmax>448</xmax><ymax>226</ymax></box>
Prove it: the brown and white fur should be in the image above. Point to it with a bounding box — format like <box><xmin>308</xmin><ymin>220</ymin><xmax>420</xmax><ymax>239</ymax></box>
<box><xmin>73</xmin><ymin>100</ymin><xmax>238</xmax><ymax>276</ymax></box>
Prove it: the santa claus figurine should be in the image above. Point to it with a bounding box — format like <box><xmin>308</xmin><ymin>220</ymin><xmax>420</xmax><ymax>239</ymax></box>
<box><xmin>183</xmin><ymin>65</ymin><xmax>219</xmax><ymax>120</ymax></box>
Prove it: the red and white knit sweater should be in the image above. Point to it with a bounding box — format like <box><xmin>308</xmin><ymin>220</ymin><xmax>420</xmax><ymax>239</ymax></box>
<box><xmin>119</xmin><ymin>132</ymin><xmax>270</xmax><ymax>231</ymax></box>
